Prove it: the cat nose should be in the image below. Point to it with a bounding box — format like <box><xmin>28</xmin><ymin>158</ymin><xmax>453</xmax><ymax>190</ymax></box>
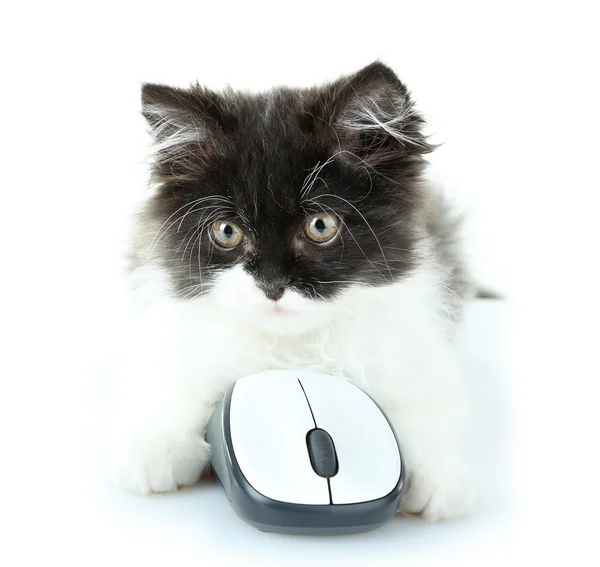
<box><xmin>257</xmin><ymin>279</ymin><xmax>290</xmax><ymax>301</ymax></box>
<box><xmin>263</xmin><ymin>286</ymin><xmax>285</xmax><ymax>301</ymax></box>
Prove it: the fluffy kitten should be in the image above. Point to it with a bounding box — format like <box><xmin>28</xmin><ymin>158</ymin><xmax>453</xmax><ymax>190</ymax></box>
<box><xmin>110</xmin><ymin>62</ymin><xmax>475</xmax><ymax>521</ymax></box>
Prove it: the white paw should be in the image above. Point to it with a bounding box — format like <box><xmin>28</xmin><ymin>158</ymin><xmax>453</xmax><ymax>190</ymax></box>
<box><xmin>110</xmin><ymin>431</ymin><xmax>211</xmax><ymax>495</ymax></box>
<box><xmin>399</xmin><ymin>452</ymin><xmax>475</xmax><ymax>522</ymax></box>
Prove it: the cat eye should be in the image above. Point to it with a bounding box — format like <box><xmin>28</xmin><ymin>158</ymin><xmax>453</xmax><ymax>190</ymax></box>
<box><xmin>303</xmin><ymin>213</ymin><xmax>340</xmax><ymax>244</ymax></box>
<box><xmin>211</xmin><ymin>220</ymin><xmax>245</xmax><ymax>249</ymax></box>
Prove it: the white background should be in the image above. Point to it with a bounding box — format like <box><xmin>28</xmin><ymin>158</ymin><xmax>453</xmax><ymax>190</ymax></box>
<box><xmin>1</xmin><ymin>1</ymin><xmax>599</xmax><ymax>565</ymax></box>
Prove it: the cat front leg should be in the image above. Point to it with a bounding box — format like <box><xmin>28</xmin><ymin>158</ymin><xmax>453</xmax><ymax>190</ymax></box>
<box><xmin>392</xmin><ymin>417</ymin><xmax>475</xmax><ymax>522</ymax></box>
<box><xmin>367</xmin><ymin>339</ymin><xmax>475</xmax><ymax>522</ymax></box>
<box><xmin>108</xmin><ymin>355</ymin><xmax>222</xmax><ymax>495</ymax></box>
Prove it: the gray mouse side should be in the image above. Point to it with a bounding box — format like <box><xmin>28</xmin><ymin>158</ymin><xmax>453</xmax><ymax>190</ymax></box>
<box><xmin>205</xmin><ymin>380</ymin><xmax>406</xmax><ymax>535</ymax></box>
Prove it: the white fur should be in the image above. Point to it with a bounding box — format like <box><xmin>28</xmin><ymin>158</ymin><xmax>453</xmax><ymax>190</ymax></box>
<box><xmin>110</xmin><ymin>242</ymin><xmax>474</xmax><ymax>521</ymax></box>
<box><xmin>339</xmin><ymin>93</ymin><xmax>429</xmax><ymax>150</ymax></box>
<box><xmin>143</xmin><ymin>104</ymin><xmax>208</xmax><ymax>158</ymax></box>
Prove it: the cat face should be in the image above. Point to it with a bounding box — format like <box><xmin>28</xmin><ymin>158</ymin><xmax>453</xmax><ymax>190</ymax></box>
<box><xmin>138</xmin><ymin>62</ymin><xmax>434</xmax><ymax>333</ymax></box>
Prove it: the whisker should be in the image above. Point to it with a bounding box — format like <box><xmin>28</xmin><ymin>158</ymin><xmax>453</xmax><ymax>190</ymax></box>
<box><xmin>177</xmin><ymin>285</ymin><xmax>212</xmax><ymax>301</ymax></box>
<box><xmin>308</xmin><ymin>190</ymin><xmax>394</xmax><ymax>282</ymax></box>
<box><xmin>145</xmin><ymin>195</ymin><xmax>234</xmax><ymax>263</ymax></box>
<box><xmin>145</xmin><ymin>198</ymin><xmax>205</xmax><ymax>262</ymax></box>
<box><xmin>173</xmin><ymin>204</ymin><xmax>228</xmax><ymax>256</ymax></box>
<box><xmin>314</xmin><ymin>289</ymin><xmax>368</xmax><ymax>329</ymax></box>
<box><xmin>181</xmin><ymin>208</ymin><xmax>222</xmax><ymax>261</ymax></box>
<box><xmin>302</xmin><ymin>148</ymin><xmax>409</xmax><ymax>190</ymax></box>
<box><xmin>176</xmin><ymin>198</ymin><xmax>233</xmax><ymax>232</ymax></box>
<box><xmin>305</xmin><ymin>199</ymin><xmax>390</xmax><ymax>282</ymax></box>
<box><xmin>313</xmin><ymin>279</ymin><xmax>375</xmax><ymax>288</ymax></box>
<box><xmin>185</xmin><ymin>210</ymin><xmax>224</xmax><ymax>288</ymax></box>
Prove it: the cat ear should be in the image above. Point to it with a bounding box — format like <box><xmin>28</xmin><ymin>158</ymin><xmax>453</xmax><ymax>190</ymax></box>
<box><xmin>305</xmin><ymin>62</ymin><xmax>434</xmax><ymax>164</ymax></box>
<box><xmin>141</xmin><ymin>83</ymin><xmax>236</xmax><ymax>180</ymax></box>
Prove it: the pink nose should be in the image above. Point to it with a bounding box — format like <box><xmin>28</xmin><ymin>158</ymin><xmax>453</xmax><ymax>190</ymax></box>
<box><xmin>260</xmin><ymin>285</ymin><xmax>285</xmax><ymax>301</ymax></box>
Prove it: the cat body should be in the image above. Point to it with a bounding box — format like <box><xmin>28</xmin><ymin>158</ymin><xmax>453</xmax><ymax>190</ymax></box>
<box><xmin>110</xmin><ymin>62</ymin><xmax>475</xmax><ymax>522</ymax></box>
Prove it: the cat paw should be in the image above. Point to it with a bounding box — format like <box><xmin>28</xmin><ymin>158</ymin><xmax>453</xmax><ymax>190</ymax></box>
<box><xmin>399</xmin><ymin>453</ymin><xmax>475</xmax><ymax>522</ymax></box>
<box><xmin>110</xmin><ymin>432</ymin><xmax>211</xmax><ymax>495</ymax></box>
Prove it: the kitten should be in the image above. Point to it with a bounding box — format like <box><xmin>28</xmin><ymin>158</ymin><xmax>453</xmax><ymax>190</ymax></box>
<box><xmin>110</xmin><ymin>62</ymin><xmax>476</xmax><ymax>521</ymax></box>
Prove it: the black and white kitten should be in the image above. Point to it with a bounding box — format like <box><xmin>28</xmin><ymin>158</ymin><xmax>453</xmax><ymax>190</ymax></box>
<box><xmin>111</xmin><ymin>62</ymin><xmax>475</xmax><ymax>521</ymax></box>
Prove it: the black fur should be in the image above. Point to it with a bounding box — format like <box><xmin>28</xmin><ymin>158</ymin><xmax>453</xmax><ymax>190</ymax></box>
<box><xmin>136</xmin><ymin>62</ymin><xmax>440</xmax><ymax>302</ymax></box>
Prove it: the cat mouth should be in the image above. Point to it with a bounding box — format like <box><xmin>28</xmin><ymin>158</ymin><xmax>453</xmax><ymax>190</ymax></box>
<box><xmin>269</xmin><ymin>303</ymin><xmax>294</xmax><ymax>316</ymax></box>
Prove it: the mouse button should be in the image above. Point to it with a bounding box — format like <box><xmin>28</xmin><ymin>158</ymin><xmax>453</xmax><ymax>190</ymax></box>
<box><xmin>299</xmin><ymin>376</ymin><xmax>401</xmax><ymax>505</ymax></box>
<box><xmin>306</xmin><ymin>428</ymin><xmax>338</xmax><ymax>477</ymax></box>
<box><xmin>229</xmin><ymin>374</ymin><xmax>330</xmax><ymax>505</ymax></box>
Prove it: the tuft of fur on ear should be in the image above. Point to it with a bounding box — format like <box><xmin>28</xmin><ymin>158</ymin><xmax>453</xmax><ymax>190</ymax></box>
<box><xmin>304</xmin><ymin>62</ymin><xmax>434</xmax><ymax>168</ymax></box>
<box><xmin>141</xmin><ymin>84</ymin><xmax>236</xmax><ymax>182</ymax></box>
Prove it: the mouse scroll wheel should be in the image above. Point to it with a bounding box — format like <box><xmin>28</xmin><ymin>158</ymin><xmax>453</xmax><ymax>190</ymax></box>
<box><xmin>306</xmin><ymin>428</ymin><xmax>338</xmax><ymax>478</ymax></box>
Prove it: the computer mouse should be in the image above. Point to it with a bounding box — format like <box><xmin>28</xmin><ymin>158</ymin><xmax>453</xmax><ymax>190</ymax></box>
<box><xmin>205</xmin><ymin>369</ymin><xmax>405</xmax><ymax>535</ymax></box>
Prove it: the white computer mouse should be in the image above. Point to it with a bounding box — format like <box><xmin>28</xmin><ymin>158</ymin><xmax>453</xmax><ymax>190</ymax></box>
<box><xmin>205</xmin><ymin>369</ymin><xmax>406</xmax><ymax>535</ymax></box>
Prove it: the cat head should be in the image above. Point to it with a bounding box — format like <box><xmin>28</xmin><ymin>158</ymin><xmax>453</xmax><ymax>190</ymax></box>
<box><xmin>136</xmin><ymin>62</ymin><xmax>434</xmax><ymax>334</ymax></box>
